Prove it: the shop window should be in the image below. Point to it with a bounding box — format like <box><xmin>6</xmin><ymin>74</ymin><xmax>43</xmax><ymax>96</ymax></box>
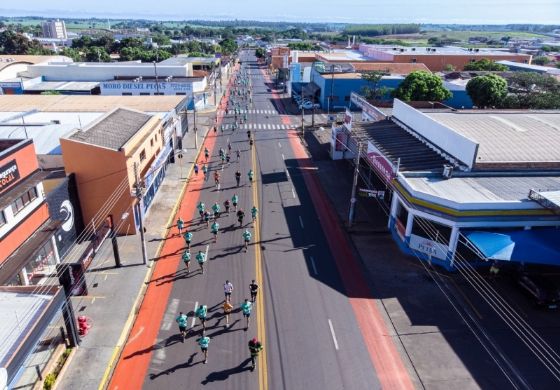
<box><xmin>0</xmin><ymin>210</ymin><xmax>5</xmax><ymax>227</ymax></box>
<box><xmin>140</xmin><ymin>92</ymin><xmax>150</xmax><ymax>96</ymax></box>
<box><xmin>176</xmin><ymin>92</ymin><xmax>187</xmax><ymax>95</ymax></box>
<box><xmin>154</xmin><ymin>92</ymin><xmax>165</xmax><ymax>96</ymax></box>
<box><xmin>139</xmin><ymin>149</ymin><xmax>146</xmax><ymax>162</ymax></box>
<box><xmin>11</xmin><ymin>187</ymin><xmax>38</xmax><ymax>216</ymax></box>
<box><xmin>395</xmin><ymin>201</ymin><xmax>408</xmax><ymax>228</ymax></box>
<box><xmin>122</xmin><ymin>92</ymin><xmax>133</xmax><ymax>96</ymax></box>
<box><xmin>26</xmin><ymin>240</ymin><xmax>57</xmax><ymax>285</ymax></box>
<box><xmin>411</xmin><ymin>216</ymin><xmax>452</xmax><ymax>243</ymax></box>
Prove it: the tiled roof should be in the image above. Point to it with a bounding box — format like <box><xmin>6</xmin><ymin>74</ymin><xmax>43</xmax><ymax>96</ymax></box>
<box><xmin>68</xmin><ymin>108</ymin><xmax>151</xmax><ymax>150</ymax></box>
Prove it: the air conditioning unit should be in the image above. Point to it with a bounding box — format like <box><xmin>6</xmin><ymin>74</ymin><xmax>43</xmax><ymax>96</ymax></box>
<box><xmin>442</xmin><ymin>164</ymin><xmax>453</xmax><ymax>179</ymax></box>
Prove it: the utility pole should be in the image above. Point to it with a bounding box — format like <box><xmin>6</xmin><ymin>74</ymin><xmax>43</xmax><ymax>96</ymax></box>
<box><xmin>328</xmin><ymin>64</ymin><xmax>335</xmax><ymax>116</ymax></box>
<box><xmin>153</xmin><ymin>61</ymin><xmax>160</xmax><ymax>95</ymax></box>
<box><xmin>134</xmin><ymin>162</ymin><xmax>148</xmax><ymax>265</ymax></box>
<box><xmin>301</xmin><ymin>92</ymin><xmax>305</xmax><ymax>138</ymax></box>
<box><xmin>348</xmin><ymin>142</ymin><xmax>362</xmax><ymax>228</ymax></box>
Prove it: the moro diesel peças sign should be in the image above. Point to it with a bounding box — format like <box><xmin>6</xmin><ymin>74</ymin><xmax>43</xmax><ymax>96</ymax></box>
<box><xmin>0</xmin><ymin>160</ymin><xmax>20</xmax><ymax>192</ymax></box>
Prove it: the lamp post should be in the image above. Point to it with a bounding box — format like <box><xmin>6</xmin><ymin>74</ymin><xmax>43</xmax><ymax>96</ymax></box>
<box><xmin>133</xmin><ymin>163</ymin><xmax>148</xmax><ymax>266</ymax></box>
<box><xmin>348</xmin><ymin>142</ymin><xmax>362</xmax><ymax>228</ymax></box>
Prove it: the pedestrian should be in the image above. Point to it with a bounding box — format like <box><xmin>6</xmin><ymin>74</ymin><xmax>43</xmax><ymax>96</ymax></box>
<box><xmin>211</xmin><ymin>221</ymin><xmax>220</xmax><ymax>243</ymax></box>
<box><xmin>196</xmin><ymin>250</ymin><xmax>207</xmax><ymax>274</ymax></box>
<box><xmin>232</xmin><ymin>194</ymin><xmax>239</xmax><ymax>211</ymax></box>
<box><xmin>249</xmin><ymin>279</ymin><xmax>259</xmax><ymax>303</ymax></box>
<box><xmin>194</xmin><ymin>163</ymin><xmax>199</xmax><ymax>176</ymax></box>
<box><xmin>223</xmin><ymin>300</ymin><xmax>233</xmax><ymax>327</ymax></box>
<box><xmin>224</xmin><ymin>280</ymin><xmax>233</xmax><ymax>303</ymax></box>
<box><xmin>183</xmin><ymin>229</ymin><xmax>193</xmax><ymax>249</ymax></box>
<box><xmin>202</xmin><ymin>164</ymin><xmax>208</xmax><ymax>180</ymax></box>
<box><xmin>182</xmin><ymin>250</ymin><xmax>191</xmax><ymax>274</ymax></box>
<box><xmin>241</xmin><ymin>298</ymin><xmax>252</xmax><ymax>330</ymax></box>
<box><xmin>197</xmin><ymin>334</ymin><xmax>210</xmax><ymax>364</ymax></box>
<box><xmin>248</xmin><ymin>338</ymin><xmax>263</xmax><ymax>371</ymax></box>
<box><xmin>224</xmin><ymin>199</ymin><xmax>231</xmax><ymax>215</ymax></box>
<box><xmin>196</xmin><ymin>304</ymin><xmax>208</xmax><ymax>331</ymax></box>
<box><xmin>176</xmin><ymin>216</ymin><xmax>184</xmax><ymax>235</ymax></box>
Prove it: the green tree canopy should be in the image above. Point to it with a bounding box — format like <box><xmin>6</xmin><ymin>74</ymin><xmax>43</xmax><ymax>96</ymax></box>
<box><xmin>466</xmin><ymin>74</ymin><xmax>508</xmax><ymax>108</ymax></box>
<box><xmin>532</xmin><ymin>56</ymin><xmax>551</xmax><ymax>66</ymax></box>
<box><xmin>393</xmin><ymin>71</ymin><xmax>452</xmax><ymax>102</ymax></box>
<box><xmin>219</xmin><ymin>38</ymin><xmax>238</xmax><ymax>56</ymax></box>
<box><xmin>463</xmin><ymin>59</ymin><xmax>508</xmax><ymax>71</ymax></box>
<box><xmin>60</xmin><ymin>47</ymin><xmax>83</xmax><ymax>62</ymax></box>
<box><xmin>507</xmin><ymin>72</ymin><xmax>560</xmax><ymax>109</ymax></box>
<box><xmin>360</xmin><ymin>71</ymin><xmax>389</xmax><ymax>100</ymax></box>
<box><xmin>84</xmin><ymin>46</ymin><xmax>111</xmax><ymax>62</ymax></box>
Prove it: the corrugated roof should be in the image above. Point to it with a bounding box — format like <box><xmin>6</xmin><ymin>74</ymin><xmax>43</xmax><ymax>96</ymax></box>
<box><xmin>0</xmin><ymin>95</ymin><xmax>185</xmax><ymax>113</ymax></box>
<box><xmin>426</xmin><ymin>112</ymin><xmax>560</xmax><ymax>166</ymax></box>
<box><xmin>68</xmin><ymin>108</ymin><xmax>152</xmax><ymax>150</ymax></box>
<box><xmin>350</xmin><ymin>62</ymin><xmax>430</xmax><ymax>74</ymax></box>
<box><xmin>0</xmin><ymin>55</ymin><xmax>64</xmax><ymax>72</ymax></box>
<box><xmin>351</xmin><ymin>119</ymin><xmax>449</xmax><ymax>171</ymax></box>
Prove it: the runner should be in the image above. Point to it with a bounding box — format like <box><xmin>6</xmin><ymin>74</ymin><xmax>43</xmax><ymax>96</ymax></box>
<box><xmin>247</xmin><ymin>130</ymin><xmax>251</xmax><ymax>139</ymax></box>
<box><xmin>242</xmin><ymin>229</ymin><xmax>252</xmax><ymax>251</ymax></box>
<box><xmin>224</xmin><ymin>199</ymin><xmax>231</xmax><ymax>215</ymax></box>
<box><xmin>236</xmin><ymin>149</ymin><xmax>241</xmax><ymax>161</ymax></box>
<box><xmin>248</xmin><ymin>338</ymin><xmax>263</xmax><ymax>371</ymax></box>
<box><xmin>202</xmin><ymin>164</ymin><xmax>208</xmax><ymax>180</ymax></box>
<box><xmin>241</xmin><ymin>298</ymin><xmax>253</xmax><ymax>330</ymax></box>
<box><xmin>211</xmin><ymin>221</ymin><xmax>220</xmax><ymax>243</ymax></box>
<box><xmin>249</xmin><ymin>137</ymin><xmax>254</xmax><ymax>147</ymax></box>
<box><xmin>195</xmin><ymin>304</ymin><xmax>208</xmax><ymax>331</ymax></box>
<box><xmin>223</xmin><ymin>300</ymin><xmax>233</xmax><ymax>328</ymax></box>
<box><xmin>249</xmin><ymin>279</ymin><xmax>259</xmax><ymax>303</ymax></box>
<box><xmin>232</xmin><ymin>194</ymin><xmax>239</xmax><ymax>211</ymax></box>
<box><xmin>197</xmin><ymin>335</ymin><xmax>210</xmax><ymax>364</ymax></box>
<box><xmin>197</xmin><ymin>201</ymin><xmax>205</xmax><ymax>221</ymax></box>
<box><xmin>176</xmin><ymin>311</ymin><xmax>189</xmax><ymax>341</ymax></box>
<box><xmin>204</xmin><ymin>147</ymin><xmax>209</xmax><ymax>162</ymax></box>
<box><xmin>183</xmin><ymin>229</ymin><xmax>193</xmax><ymax>249</ymax></box>
<box><xmin>227</xmin><ymin>141</ymin><xmax>232</xmax><ymax>152</ymax></box>
<box><xmin>214</xmin><ymin>171</ymin><xmax>220</xmax><ymax>188</ymax></box>
<box><xmin>248</xmin><ymin>169</ymin><xmax>254</xmax><ymax>184</ymax></box>
<box><xmin>226</xmin><ymin>154</ymin><xmax>231</xmax><ymax>164</ymax></box>
<box><xmin>235</xmin><ymin>170</ymin><xmax>241</xmax><ymax>187</ymax></box>
<box><xmin>224</xmin><ymin>280</ymin><xmax>234</xmax><ymax>303</ymax></box>
<box><xmin>176</xmin><ymin>216</ymin><xmax>184</xmax><ymax>235</ymax></box>
<box><xmin>194</xmin><ymin>163</ymin><xmax>199</xmax><ymax>176</ymax></box>
<box><xmin>251</xmin><ymin>206</ymin><xmax>258</xmax><ymax>224</ymax></box>
<box><xmin>182</xmin><ymin>250</ymin><xmax>191</xmax><ymax>274</ymax></box>
<box><xmin>196</xmin><ymin>250</ymin><xmax>207</xmax><ymax>274</ymax></box>
<box><xmin>237</xmin><ymin>208</ymin><xmax>245</xmax><ymax>227</ymax></box>
<box><xmin>203</xmin><ymin>210</ymin><xmax>211</xmax><ymax>228</ymax></box>
<box><xmin>211</xmin><ymin>202</ymin><xmax>221</xmax><ymax>219</ymax></box>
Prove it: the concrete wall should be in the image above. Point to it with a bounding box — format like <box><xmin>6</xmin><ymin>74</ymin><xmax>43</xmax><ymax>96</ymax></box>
<box><xmin>392</xmin><ymin>53</ymin><xmax>531</xmax><ymax>71</ymax></box>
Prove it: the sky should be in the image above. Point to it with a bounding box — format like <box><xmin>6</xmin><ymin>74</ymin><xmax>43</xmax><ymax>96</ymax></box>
<box><xmin>1</xmin><ymin>0</ymin><xmax>559</xmax><ymax>24</ymax></box>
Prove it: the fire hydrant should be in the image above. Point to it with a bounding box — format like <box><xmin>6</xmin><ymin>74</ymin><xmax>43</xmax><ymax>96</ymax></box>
<box><xmin>78</xmin><ymin>316</ymin><xmax>91</xmax><ymax>336</ymax></box>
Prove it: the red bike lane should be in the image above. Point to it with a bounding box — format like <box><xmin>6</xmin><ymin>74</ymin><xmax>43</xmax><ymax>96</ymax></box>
<box><xmin>108</xmin><ymin>66</ymin><xmax>239</xmax><ymax>390</ymax></box>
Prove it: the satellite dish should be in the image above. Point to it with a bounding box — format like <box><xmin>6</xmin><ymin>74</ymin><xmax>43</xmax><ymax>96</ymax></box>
<box><xmin>0</xmin><ymin>367</ymin><xmax>7</xmax><ymax>389</ymax></box>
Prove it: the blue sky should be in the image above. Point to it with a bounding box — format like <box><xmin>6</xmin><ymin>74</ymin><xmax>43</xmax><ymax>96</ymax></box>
<box><xmin>1</xmin><ymin>0</ymin><xmax>559</xmax><ymax>24</ymax></box>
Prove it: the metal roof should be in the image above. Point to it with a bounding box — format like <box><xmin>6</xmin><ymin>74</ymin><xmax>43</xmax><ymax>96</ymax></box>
<box><xmin>351</xmin><ymin>119</ymin><xmax>449</xmax><ymax>172</ymax></box>
<box><xmin>68</xmin><ymin>108</ymin><xmax>152</xmax><ymax>150</ymax></box>
<box><xmin>24</xmin><ymin>81</ymin><xmax>99</xmax><ymax>92</ymax></box>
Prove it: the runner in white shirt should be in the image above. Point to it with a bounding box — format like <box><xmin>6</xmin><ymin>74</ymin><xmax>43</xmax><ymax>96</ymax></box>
<box><xmin>224</xmin><ymin>280</ymin><xmax>234</xmax><ymax>303</ymax></box>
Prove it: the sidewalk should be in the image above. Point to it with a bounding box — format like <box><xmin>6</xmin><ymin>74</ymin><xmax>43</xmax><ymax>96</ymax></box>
<box><xmin>55</xmin><ymin>125</ymin><xmax>210</xmax><ymax>390</ymax></box>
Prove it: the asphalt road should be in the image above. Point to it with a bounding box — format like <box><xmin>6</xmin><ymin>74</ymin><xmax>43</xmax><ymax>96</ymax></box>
<box><xmin>142</xmin><ymin>51</ymin><xmax>380</xmax><ymax>389</ymax></box>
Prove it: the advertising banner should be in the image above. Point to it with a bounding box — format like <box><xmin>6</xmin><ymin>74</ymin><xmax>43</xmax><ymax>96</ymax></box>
<box><xmin>350</xmin><ymin>92</ymin><xmax>387</xmax><ymax>122</ymax></box>
<box><xmin>0</xmin><ymin>160</ymin><xmax>20</xmax><ymax>193</ymax></box>
<box><xmin>409</xmin><ymin>234</ymin><xmax>447</xmax><ymax>260</ymax></box>
<box><xmin>366</xmin><ymin>141</ymin><xmax>396</xmax><ymax>183</ymax></box>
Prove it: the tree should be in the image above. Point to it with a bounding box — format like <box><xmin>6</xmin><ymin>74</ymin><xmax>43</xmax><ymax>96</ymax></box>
<box><xmin>466</xmin><ymin>74</ymin><xmax>508</xmax><ymax>108</ymax></box>
<box><xmin>463</xmin><ymin>59</ymin><xmax>508</xmax><ymax>71</ymax></box>
<box><xmin>360</xmin><ymin>71</ymin><xmax>389</xmax><ymax>100</ymax></box>
<box><xmin>393</xmin><ymin>71</ymin><xmax>452</xmax><ymax>102</ymax></box>
<box><xmin>61</xmin><ymin>47</ymin><xmax>83</xmax><ymax>62</ymax></box>
<box><xmin>443</xmin><ymin>64</ymin><xmax>456</xmax><ymax>72</ymax></box>
<box><xmin>532</xmin><ymin>56</ymin><xmax>551</xmax><ymax>66</ymax></box>
<box><xmin>506</xmin><ymin>72</ymin><xmax>560</xmax><ymax>109</ymax></box>
<box><xmin>255</xmin><ymin>48</ymin><xmax>265</xmax><ymax>58</ymax></box>
<box><xmin>84</xmin><ymin>46</ymin><xmax>111</xmax><ymax>62</ymax></box>
<box><xmin>219</xmin><ymin>38</ymin><xmax>238</xmax><ymax>56</ymax></box>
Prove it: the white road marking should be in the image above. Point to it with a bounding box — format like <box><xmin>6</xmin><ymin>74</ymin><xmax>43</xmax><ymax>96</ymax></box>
<box><xmin>162</xmin><ymin>298</ymin><xmax>180</xmax><ymax>331</ymax></box>
<box><xmin>310</xmin><ymin>256</ymin><xmax>318</xmax><ymax>275</ymax></box>
<box><xmin>299</xmin><ymin>215</ymin><xmax>304</xmax><ymax>228</ymax></box>
<box><xmin>292</xmin><ymin>187</ymin><xmax>296</xmax><ymax>198</ymax></box>
<box><xmin>127</xmin><ymin>326</ymin><xmax>145</xmax><ymax>343</ymax></box>
<box><xmin>328</xmin><ymin>319</ymin><xmax>339</xmax><ymax>350</ymax></box>
<box><xmin>281</xmin><ymin>153</ymin><xmax>285</xmax><ymax>160</ymax></box>
<box><xmin>191</xmin><ymin>302</ymin><xmax>198</xmax><ymax>328</ymax></box>
<box><xmin>278</xmin><ymin>142</ymin><xmax>282</xmax><ymax>148</ymax></box>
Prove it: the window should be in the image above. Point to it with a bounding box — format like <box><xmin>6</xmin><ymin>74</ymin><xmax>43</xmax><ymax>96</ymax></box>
<box><xmin>411</xmin><ymin>216</ymin><xmax>452</xmax><ymax>243</ymax></box>
<box><xmin>176</xmin><ymin>92</ymin><xmax>187</xmax><ymax>95</ymax></box>
<box><xmin>139</xmin><ymin>150</ymin><xmax>146</xmax><ymax>162</ymax></box>
<box><xmin>0</xmin><ymin>210</ymin><xmax>5</xmax><ymax>227</ymax></box>
<box><xmin>140</xmin><ymin>92</ymin><xmax>150</xmax><ymax>96</ymax></box>
<box><xmin>122</xmin><ymin>92</ymin><xmax>133</xmax><ymax>96</ymax></box>
<box><xmin>154</xmin><ymin>92</ymin><xmax>165</xmax><ymax>96</ymax></box>
<box><xmin>411</xmin><ymin>58</ymin><xmax>417</xmax><ymax>63</ymax></box>
<box><xmin>11</xmin><ymin>187</ymin><xmax>38</xmax><ymax>216</ymax></box>
<box><xmin>395</xmin><ymin>201</ymin><xmax>408</xmax><ymax>228</ymax></box>
<box><xmin>150</xmin><ymin>139</ymin><xmax>154</xmax><ymax>147</ymax></box>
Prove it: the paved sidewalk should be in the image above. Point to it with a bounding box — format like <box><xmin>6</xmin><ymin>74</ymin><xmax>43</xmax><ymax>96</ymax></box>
<box><xmin>55</xmin><ymin>126</ymin><xmax>210</xmax><ymax>390</ymax></box>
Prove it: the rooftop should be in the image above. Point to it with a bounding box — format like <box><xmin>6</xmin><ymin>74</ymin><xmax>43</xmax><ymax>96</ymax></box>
<box><xmin>350</xmin><ymin>62</ymin><xmax>430</xmax><ymax>75</ymax></box>
<box><xmin>316</xmin><ymin>50</ymin><xmax>372</xmax><ymax>62</ymax></box>
<box><xmin>363</xmin><ymin>45</ymin><xmax>531</xmax><ymax>57</ymax></box>
<box><xmin>0</xmin><ymin>95</ymin><xmax>185</xmax><ymax>113</ymax></box>
<box><xmin>352</xmin><ymin>119</ymin><xmax>449</xmax><ymax>172</ymax></box>
<box><xmin>68</xmin><ymin>108</ymin><xmax>152</xmax><ymax>150</ymax></box>
<box><xmin>159</xmin><ymin>56</ymin><xmax>219</xmax><ymax>66</ymax></box>
<box><xmin>496</xmin><ymin>60</ymin><xmax>560</xmax><ymax>75</ymax></box>
<box><xmin>425</xmin><ymin>111</ymin><xmax>560</xmax><ymax>167</ymax></box>
<box><xmin>0</xmin><ymin>55</ymin><xmax>69</xmax><ymax>73</ymax></box>
<box><xmin>23</xmin><ymin>81</ymin><xmax>100</xmax><ymax>92</ymax></box>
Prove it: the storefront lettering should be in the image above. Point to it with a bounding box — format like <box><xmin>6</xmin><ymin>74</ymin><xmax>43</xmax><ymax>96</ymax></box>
<box><xmin>0</xmin><ymin>160</ymin><xmax>20</xmax><ymax>192</ymax></box>
<box><xmin>366</xmin><ymin>141</ymin><xmax>396</xmax><ymax>183</ymax></box>
<box><xmin>100</xmin><ymin>82</ymin><xmax>193</xmax><ymax>93</ymax></box>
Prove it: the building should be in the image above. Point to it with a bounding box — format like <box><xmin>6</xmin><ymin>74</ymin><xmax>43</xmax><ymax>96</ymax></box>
<box><xmin>358</xmin><ymin>44</ymin><xmax>532</xmax><ymax>71</ymax></box>
<box><xmin>0</xmin><ymin>55</ymin><xmax>72</xmax><ymax>94</ymax></box>
<box><xmin>41</xmin><ymin>19</ymin><xmax>67</xmax><ymax>39</ymax></box>
<box><xmin>0</xmin><ymin>139</ymin><xmax>61</xmax><ymax>286</ymax></box>
<box><xmin>339</xmin><ymin>96</ymin><xmax>560</xmax><ymax>270</ymax></box>
<box><xmin>0</xmin><ymin>95</ymin><xmax>187</xmax><ymax>170</ymax></box>
<box><xmin>60</xmin><ymin>107</ymin><xmax>177</xmax><ymax>235</ymax></box>
<box><xmin>496</xmin><ymin>60</ymin><xmax>560</xmax><ymax>76</ymax></box>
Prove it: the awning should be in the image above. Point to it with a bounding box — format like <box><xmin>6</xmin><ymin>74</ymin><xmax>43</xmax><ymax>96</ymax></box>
<box><xmin>464</xmin><ymin>228</ymin><xmax>560</xmax><ymax>266</ymax></box>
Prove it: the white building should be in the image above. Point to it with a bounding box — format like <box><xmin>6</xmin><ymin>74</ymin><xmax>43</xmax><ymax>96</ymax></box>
<box><xmin>41</xmin><ymin>20</ymin><xmax>67</xmax><ymax>40</ymax></box>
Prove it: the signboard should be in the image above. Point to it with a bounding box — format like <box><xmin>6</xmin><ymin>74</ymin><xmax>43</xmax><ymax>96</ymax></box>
<box><xmin>366</xmin><ymin>141</ymin><xmax>396</xmax><ymax>183</ymax></box>
<box><xmin>100</xmin><ymin>81</ymin><xmax>193</xmax><ymax>95</ymax></box>
<box><xmin>350</xmin><ymin>92</ymin><xmax>387</xmax><ymax>122</ymax></box>
<box><xmin>409</xmin><ymin>234</ymin><xmax>447</xmax><ymax>260</ymax></box>
<box><xmin>331</xmin><ymin>126</ymin><xmax>348</xmax><ymax>152</ymax></box>
<box><xmin>359</xmin><ymin>188</ymin><xmax>385</xmax><ymax>199</ymax></box>
<box><xmin>0</xmin><ymin>160</ymin><xmax>20</xmax><ymax>192</ymax></box>
<box><xmin>0</xmin><ymin>81</ymin><xmax>23</xmax><ymax>89</ymax></box>
<box><xmin>344</xmin><ymin>109</ymin><xmax>353</xmax><ymax>130</ymax></box>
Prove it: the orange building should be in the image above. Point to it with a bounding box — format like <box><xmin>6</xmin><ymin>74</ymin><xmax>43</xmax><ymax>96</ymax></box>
<box><xmin>0</xmin><ymin>138</ymin><xmax>61</xmax><ymax>285</ymax></box>
<box><xmin>61</xmin><ymin>107</ymin><xmax>172</xmax><ymax>235</ymax></box>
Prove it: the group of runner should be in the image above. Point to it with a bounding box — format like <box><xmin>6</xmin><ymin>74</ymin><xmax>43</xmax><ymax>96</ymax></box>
<box><xmin>174</xmin><ymin>60</ymin><xmax>263</xmax><ymax>369</ymax></box>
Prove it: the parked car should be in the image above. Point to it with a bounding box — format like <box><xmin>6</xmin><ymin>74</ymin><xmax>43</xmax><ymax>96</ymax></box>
<box><xmin>512</xmin><ymin>269</ymin><xmax>560</xmax><ymax>309</ymax></box>
<box><xmin>300</xmin><ymin>101</ymin><xmax>314</xmax><ymax>110</ymax></box>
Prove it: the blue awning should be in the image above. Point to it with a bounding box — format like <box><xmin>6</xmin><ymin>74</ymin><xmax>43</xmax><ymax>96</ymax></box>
<box><xmin>464</xmin><ymin>228</ymin><xmax>560</xmax><ymax>266</ymax></box>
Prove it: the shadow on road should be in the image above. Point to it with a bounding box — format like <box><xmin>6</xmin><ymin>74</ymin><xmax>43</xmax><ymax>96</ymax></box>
<box><xmin>148</xmin><ymin>353</ymin><xmax>201</xmax><ymax>380</ymax></box>
<box><xmin>201</xmin><ymin>358</ymin><xmax>253</xmax><ymax>384</ymax></box>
